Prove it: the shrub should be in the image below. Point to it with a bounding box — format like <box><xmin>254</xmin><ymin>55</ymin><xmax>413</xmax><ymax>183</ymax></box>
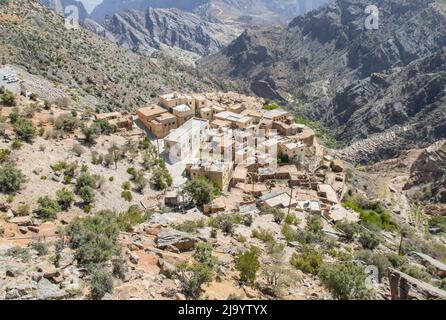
<box><xmin>235</xmin><ymin>247</ymin><xmax>260</xmax><ymax>284</ymax></box>
<box><xmin>151</xmin><ymin>166</ymin><xmax>172</xmax><ymax>191</ymax></box>
<box><xmin>10</xmin><ymin>138</ymin><xmax>22</xmax><ymax>150</ymax></box>
<box><xmin>291</xmin><ymin>246</ymin><xmax>324</xmax><ymax>275</ymax></box>
<box><xmin>81</xmin><ymin>124</ymin><xmax>100</xmax><ymax>144</ymax></box>
<box><xmin>90</xmin><ymin>268</ymin><xmax>114</xmax><ymax>300</ymax></box>
<box><xmin>76</xmin><ymin>172</ymin><xmax>98</xmax><ymax>191</ymax></box>
<box><xmin>13</xmin><ymin>117</ymin><xmax>36</xmax><ymax>142</ymax></box>
<box><xmin>284</xmin><ymin>214</ymin><xmax>299</xmax><ymax>226</ymax></box>
<box><xmin>172</xmin><ymin>220</ymin><xmax>206</xmax><ymax>233</ymax></box>
<box><xmin>429</xmin><ymin>216</ymin><xmax>446</xmax><ymax>234</ymax></box>
<box><xmin>37</xmin><ymin>196</ymin><xmax>61</xmax><ymax>220</ymax></box>
<box><xmin>318</xmin><ymin>262</ymin><xmax>375</xmax><ymax>300</ymax></box>
<box><xmin>193</xmin><ymin>242</ymin><xmax>217</xmax><ymax>268</ymax></box>
<box><xmin>30</xmin><ymin>241</ymin><xmax>48</xmax><ymax>256</ymax></box>
<box><xmin>176</xmin><ymin>261</ymin><xmax>213</xmax><ymax>299</ymax></box>
<box><xmin>67</xmin><ymin>210</ymin><xmax>120</xmax><ymax>266</ymax></box>
<box><xmin>79</xmin><ymin>186</ymin><xmax>95</xmax><ymax>204</ymax></box>
<box><xmin>0</xmin><ymin>165</ymin><xmax>24</xmax><ymax>193</ymax></box>
<box><xmin>0</xmin><ymin>90</ymin><xmax>16</xmax><ymax>106</ymax></box>
<box><xmin>112</xmin><ymin>255</ymin><xmax>127</xmax><ymax>280</ymax></box>
<box><xmin>359</xmin><ymin>230</ymin><xmax>381</xmax><ymax>250</ymax></box>
<box><xmin>117</xmin><ymin>205</ymin><xmax>149</xmax><ymax>232</ymax></box>
<box><xmin>71</xmin><ymin>143</ymin><xmax>85</xmax><ymax>157</ymax></box>
<box><xmin>400</xmin><ymin>265</ymin><xmax>432</xmax><ymax>283</ymax></box>
<box><xmin>208</xmin><ymin>214</ymin><xmax>242</xmax><ymax>234</ymax></box>
<box><xmin>182</xmin><ymin>178</ymin><xmax>213</xmax><ymax>207</ymax></box>
<box><xmin>122</xmin><ymin>181</ymin><xmax>130</xmax><ymax>191</ymax></box>
<box><xmin>251</xmin><ymin>228</ymin><xmax>275</xmax><ymax>244</ymax></box>
<box><xmin>281</xmin><ymin>224</ymin><xmax>298</xmax><ymax>243</ymax></box>
<box><xmin>121</xmin><ymin>190</ymin><xmax>132</xmax><ymax>202</ymax></box>
<box><xmin>55</xmin><ymin>114</ymin><xmax>79</xmax><ymax>133</ymax></box>
<box><xmin>336</xmin><ymin>221</ymin><xmax>361</xmax><ymax>241</ymax></box>
<box><xmin>15</xmin><ymin>203</ymin><xmax>30</xmax><ymax>216</ymax></box>
<box><xmin>6</xmin><ymin>246</ymin><xmax>30</xmax><ymax>262</ymax></box>
<box><xmin>0</xmin><ymin>148</ymin><xmax>10</xmax><ymax>163</ymax></box>
<box><xmin>56</xmin><ymin>188</ymin><xmax>75</xmax><ymax>210</ymax></box>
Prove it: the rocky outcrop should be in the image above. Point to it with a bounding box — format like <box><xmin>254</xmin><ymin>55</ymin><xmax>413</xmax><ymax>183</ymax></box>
<box><xmin>388</xmin><ymin>268</ymin><xmax>446</xmax><ymax>300</ymax></box>
<box><xmin>155</xmin><ymin>229</ymin><xmax>199</xmax><ymax>252</ymax></box>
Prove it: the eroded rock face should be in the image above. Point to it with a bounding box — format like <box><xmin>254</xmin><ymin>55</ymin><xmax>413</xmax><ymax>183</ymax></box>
<box><xmin>388</xmin><ymin>268</ymin><xmax>446</xmax><ymax>300</ymax></box>
<box><xmin>155</xmin><ymin>229</ymin><xmax>199</xmax><ymax>252</ymax></box>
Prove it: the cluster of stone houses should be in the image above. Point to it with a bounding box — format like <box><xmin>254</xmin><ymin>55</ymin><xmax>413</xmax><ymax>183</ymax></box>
<box><xmin>134</xmin><ymin>93</ymin><xmax>321</xmax><ymax>191</ymax></box>
<box><xmin>98</xmin><ymin>92</ymin><xmax>356</xmax><ymax>223</ymax></box>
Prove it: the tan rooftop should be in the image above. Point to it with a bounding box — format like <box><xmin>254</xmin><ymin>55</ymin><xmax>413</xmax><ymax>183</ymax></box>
<box><xmin>138</xmin><ymin>105</ymin><xmax>167</xmax><ymax>117</ymax></box>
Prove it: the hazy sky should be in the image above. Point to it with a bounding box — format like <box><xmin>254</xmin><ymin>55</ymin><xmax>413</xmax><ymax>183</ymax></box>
<box><xmin>79</xmin><ymin>0</ymin><xmax>103</xmax><ymax>13</ymax></box>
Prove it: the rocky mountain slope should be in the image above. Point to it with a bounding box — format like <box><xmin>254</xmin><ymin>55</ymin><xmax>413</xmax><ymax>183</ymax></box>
<box><xmin>201</xmin><ymin>0</ymin><xmax>446</xmax><ymax>157</ymax></box>
<box><xmin>0</xmin><ymin>0</ymin><xmax>233</xmax><ymax>111</ymax></box>
<box><xmin>87</xmin><ymin>7</ymin><xmax>242</xmax><ymax>56</ymax></box>
<box><xmin>89</xmin><ymin>0</ymin><xmax>328</xmax><ymax>25</ymax></box>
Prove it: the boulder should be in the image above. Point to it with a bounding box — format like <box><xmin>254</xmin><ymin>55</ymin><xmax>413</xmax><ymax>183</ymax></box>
<box><xmin>9</xmin><ymin>216</ymin><xmax>32</xmax><ymax>226</ymax></box>
<box><xmin>157</xmin><ymin>258</ymin><xmax>175</xmax><ymax>278</ymax></box>
<box><xmin>156</xmin><ymin>229</ymin><xmax>199</xmax><ymax>252</ymax></box>
<box><xmin>36</xmin><ymin>278</ymin><xmax>67</xmax><ymax>300</ymax></box>
<box><xmin>330</xmin><ymin>159</ymin><xmax>344</xmax><ymax>172</ymax></box>
<box><xmin>129</xmin><ymin>253</ymin><xmax>139</xmax><ymax>265</ymax></box>
<box><xmin>5</xmin><ymin>283</ymin><xmax>36</xmax><ymax>299</ymax></box>
<box><xmin>144</xmin><ymin>224</ymin><xmax>164</xmax><ymax>236</ymax></box>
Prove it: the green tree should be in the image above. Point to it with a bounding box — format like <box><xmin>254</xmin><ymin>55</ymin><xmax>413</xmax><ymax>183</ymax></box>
<box><xmin>235</xmin><ymin>247</ymin><xmax>261</xmax><ymax>284</ymax></box>
<box><xmin>0</xmin><ymin>165</ymin><xmax>24</xmax><ymax>193</ymax></box>
<box><xmin>67</xmin><ymin>210</ymin><xmax>120</xmax><ymax>266</ymax></box>
<box><xmin>81</xmin><ymin>124</ymin><xmax>100</xmax><ymax>144</ymax></box>
<box><xmin>182</xmin><ymin>178</ymin><xmax>214</xmax><ymax>208</ymax></box>
<box><xmin>176</xmin><ymin>262</ymin><xmax>213</xmax><ymax>299</ymax></box>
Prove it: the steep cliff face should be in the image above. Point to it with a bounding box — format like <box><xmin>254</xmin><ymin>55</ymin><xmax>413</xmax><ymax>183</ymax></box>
<box><xmin>201</xmin><ymin>0</ymin><xmax>446</xmax><ymax>154</ymax></box>
<box><xmin>91</xmin><ymin>8</ymin><xmax>242</xmax><ymax>56</ymax></box>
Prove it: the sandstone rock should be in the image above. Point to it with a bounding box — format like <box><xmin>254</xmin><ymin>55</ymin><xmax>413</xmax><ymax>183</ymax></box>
<box><xmin>243</xmin><ymin>286</ymin><xmax>258</xmax><ymax>299</ymax></box>
<box><xmin>9</xmin><ymin>216</ymin><xmax>32</xmax><ymax>226</ymax></box>
<box><xmin>144</xmin><ymin>224</ymin><xmax>164</xmax><ymax>236</ymax></box>
<box><xmin>156</xmin><ymin>229</ymin><xmax>199</xmax><ymax>252</ymax></box>
<box><xmin>56</xmin><ymin>248</ymin><xmax>75</xmax><ymax>269</ymax></box>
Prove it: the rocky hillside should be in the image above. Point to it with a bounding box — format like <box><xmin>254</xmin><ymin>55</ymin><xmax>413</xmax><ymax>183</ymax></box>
<box><xmin>201</xmin><ymin>0</ymin><xmax>446</xmax><ymax>155</ymax></box>
<box><xmin>89</xmin><ymin>7</ymin><xmax>242</xmax><ymax>56</ymax></box>
<box><xmin>0</xmin><ymin>0</ymin><xmax>233</xmax><ymax>111</ymax></box>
